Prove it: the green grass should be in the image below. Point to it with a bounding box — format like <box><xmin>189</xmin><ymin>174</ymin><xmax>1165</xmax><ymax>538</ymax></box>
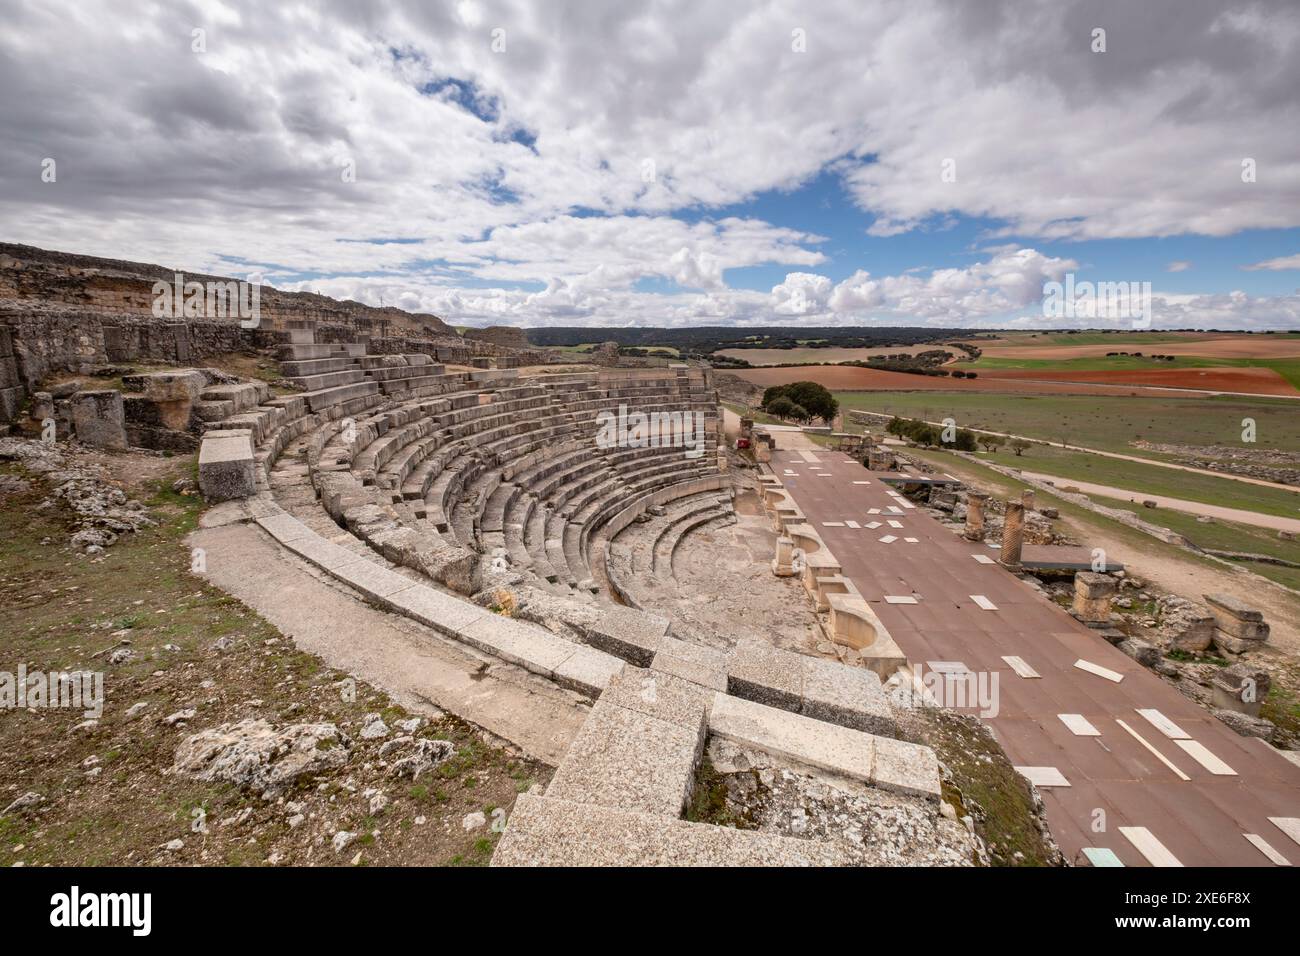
<box><xmin>973</xmin><ymin>444</ymin><xmax>1300</xmax><ymax>520</ymax></box>
<box><xmin>836</xmin><ymin>391</ymin><xmax>1300</xmax><ymax>460</ymax></box>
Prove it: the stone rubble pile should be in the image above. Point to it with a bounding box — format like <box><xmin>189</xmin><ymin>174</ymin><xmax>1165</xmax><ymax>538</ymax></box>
<box><xmin>0</xmin><ymin>435</ymin><xmax>154</xmax><ymax>551</ymax></box>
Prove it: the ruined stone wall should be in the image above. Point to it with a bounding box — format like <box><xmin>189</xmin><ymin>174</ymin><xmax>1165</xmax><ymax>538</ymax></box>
<box><xmin>0</xmin><ymin>243</ymin><xmax>458</xmax><ymax>338</ymax></box>
<box><xmin>462</xmin><ymin>325</ymin><xmax>530</xmax><ymax>349</ymax></box>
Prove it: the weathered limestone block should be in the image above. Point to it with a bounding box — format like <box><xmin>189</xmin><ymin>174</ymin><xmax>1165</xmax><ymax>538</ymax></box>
<box><xmin>31</xmin><ymin>391</ymin><xmax>54</xmax><ymax>423</ymax></box>
<box><xmin>70</xmin><ymin>389</ymin><xmax>127</xmax><ymax>450</ymax></box>
<box><xmin>198</xmin><ymin>429</ymin><xmax>256</xmax><ymax>501</ymax></box>
<box><xmin>1117</xmin><ymin>638</ymin><xmax>1161</xmax><ymax>668</ymax></box>
<box><xmin>1164</xmin><ymin>605</ymin><xmax>1216</xmax><ymax>653</ymax></box>
<box><xmin>1211</xmin><ymin>708</ymin><xmax>1275</xmax><ymax>741</ymax></box>
<box><xmin>772</xmin><ymin>535</ymin><xmax>796</xmax><ymax>577</ymax></box>
<box><xmin>1072</xmin><ymin>570</ymin><xmax>1117</xmax><ymax>624</ymax></box>
<box><xmin>1210</xmin><ymin>663</ymin><xmax>1270</xmax><ymax>717</ymax></box>
<box><xmin>1204</xmin><ymin>592</ymin><xmax>1270</xmax><ymax>647</ymax></box>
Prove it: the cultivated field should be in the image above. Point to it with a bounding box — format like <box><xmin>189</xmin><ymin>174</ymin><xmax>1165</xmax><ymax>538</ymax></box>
<box><xmin>715</xmin><ymin>344</ymin><xmax>955</xmax><ymax>365</ymax></box>
<box><xmin>836</xmin><ymin>391</ymin><xmax>1300</xmax><ymax>457</ymax></box>
<box><xmin>729</xmin><ymin>364</ymin><xmax>1224</xmax><ymax>397</ymax></box>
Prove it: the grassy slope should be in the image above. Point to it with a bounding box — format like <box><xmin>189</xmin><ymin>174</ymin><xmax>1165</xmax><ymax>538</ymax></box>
<box><xmin>0</xmin><ymin>461</ymin><xmax>544</xmax><ymax>866</ymax></box>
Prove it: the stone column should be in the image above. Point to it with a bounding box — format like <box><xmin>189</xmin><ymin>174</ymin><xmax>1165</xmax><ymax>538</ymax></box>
<box><xmin>1020</xmin><ymin>489</ymin><xmax>1035</xmax><ymax>512</ymax></box>
<box><xmin>1000</xmin><ymin>501</ymin><xmax>1024</xmax><ymax>568</ymax></box>
<box><xmin>1071</xmin><ymin>571</ymin><xmax>1117</xmax><ymax>625</ymax></box>
<box><xmin>964</xmin><ymin>492</ymin><xmax>989</xmax><ymax>541</ymax></box>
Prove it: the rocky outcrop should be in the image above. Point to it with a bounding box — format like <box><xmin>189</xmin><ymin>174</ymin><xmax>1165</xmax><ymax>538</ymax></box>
<box><xmin>171</xmin><ymin>718</ymin><xmax>352</xmax><ymax>798</ymax></box>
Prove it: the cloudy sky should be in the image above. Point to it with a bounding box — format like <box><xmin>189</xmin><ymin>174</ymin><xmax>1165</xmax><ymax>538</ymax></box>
<box><xmin>2</xmin><ymin>0</ymin><xmax>1299</xmax><ymax>329</ymax></box>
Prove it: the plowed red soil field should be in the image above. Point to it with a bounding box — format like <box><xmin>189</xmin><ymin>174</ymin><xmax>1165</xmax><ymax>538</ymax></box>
<box><xmin>728</xmin><ymin>365</ymin><xmax>1219</xmax><ymax>397</ymax></box>
<box><xmin>979</xmin><ymin>366</ymin><xmax>1299</xmax><ymax>395</ymax></box>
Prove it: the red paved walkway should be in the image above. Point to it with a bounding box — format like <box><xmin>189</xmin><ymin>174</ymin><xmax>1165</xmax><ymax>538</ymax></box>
<box><xmin>771</xmin><ymin>448</ymin><xmax>1300</xmax><ymax>866</ymax></box>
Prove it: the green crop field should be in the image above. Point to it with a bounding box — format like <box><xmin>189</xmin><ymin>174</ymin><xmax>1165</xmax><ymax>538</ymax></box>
<box><xmin>835</xmin><ymin>391</ymin><xmax>1300</xmax><ymax>458</ymax></box>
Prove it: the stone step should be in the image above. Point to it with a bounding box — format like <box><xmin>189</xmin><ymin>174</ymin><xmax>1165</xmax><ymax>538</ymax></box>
<box><xmin>492</xmin><ymin>793</ymin><xmax>849</xmax><ymax>867</ymax></box>
<box><xmin>285</xmin><ymin>369</ymin><xmax>367</xmax><ymax>391</ymax></box>
<box><xmin>279</xmin><ymin>356</ymin><xmax>359</xmax><ymax>378</ymax></box>
<box><xmin>708</xmin><ymin>693</ymin><xmax>938</xmax><ymax>799</ymax></box>
<box><xmin>301</xmin><ymin>380</ymin><xmax>380</xmax><ymax>413</ymax></box>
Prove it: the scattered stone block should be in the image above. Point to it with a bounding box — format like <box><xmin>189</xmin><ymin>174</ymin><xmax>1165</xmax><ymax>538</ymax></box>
<box><xmin>69</xmin><ymin>389</ymin><xmax>127</xmax><ymax>450</ymax></box>
<box><xmin>1072</xmin><ymin>571</ymin><xmax>1117</xmax><ymax>624</ymax></box>
<box><xmin>1210</xmin><ymin>663</ymin><xmax>1271</xmax><ymax>717</ymax></box>
<box><xmin>1117</xmin><ymin>639</ymin><xmax>1161</xmax><ymax>668</ymax></box>
<box><xmin>1211</xmin><ymin>708</ymin><xmax>1274</xmax><ymax>741</ymax></box>
<box><xmin>198</xmin><ymin>428</ymin><xmax>256</xmax><ymax>501</ymax></box>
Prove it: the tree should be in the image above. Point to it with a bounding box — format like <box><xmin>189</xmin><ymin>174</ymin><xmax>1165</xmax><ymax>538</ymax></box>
<box><xmin>767</xmin><ymin>396</ymin><xmax>796</xmax><ymax>419</ymax></box>
<box><xmin>1009</xmin><ymin>438</ymin><xmax>1032</xmax><ymax>456</ymax></box>
<box><xmin>759</xmin><ymin>381</ymin><xmax>838</xmax><ymax>424</ymax></box>
<box><xmin>948</xmin><ymin>428</ymin><xmax>978</xmax><ymax>452</ymax></box>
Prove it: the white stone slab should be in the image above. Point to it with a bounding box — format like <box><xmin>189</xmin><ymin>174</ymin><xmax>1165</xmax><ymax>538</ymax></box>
<box><xmin>1115</xmin><ymin>719</ymin><xmax>1190</xmax><ymax>780</ymax></box>
<box><xmin>970</xmin><ymin>594</ymin><xmax>998</xmax><ymax>611</ymax></box>
<box><xmin>1269</xmin><ymin>817</ymin><xmax>1300</xmax><ymax>847</ymax></box>
<box><xmin>1002</xmin><ymin>655</ymin><xmax>1041</xmax><ymax>679</ymax></box>
<box><xmin>1058</xmin><ymin>714</ymin><xmax>1101</xmax><ymax>736</ymax></box>
<box><xmin>1074</xmin><ymin>659</ymin><xmax>1123</xmax><ymax>683</ymax></box>
<box><xmin>928</xmin><ymin>660</ymin><xmax>971</xmax><ymax>674</ymax></box>
<box><xmin>1015</xmin><ymin>766</ymin><xmax>1070</xmax><ymax>788</ymax></box>
<box><xmin>878</xmin><ymin>535</ymin><xmax>898</xmax><ymax>544</ymax></box>
<box><xmin>1119</xmin><ymin>826</ymin><xmax>1183</xmax><ymax>867</ymax></box>
<box><xmin>1174</xmin><ymin>739</ymin><xmax>1236</xmax><ymax>775</ymax></box>
<box><xmin>884</xmin><ymin>595</ymin><xmax>918</xmax><ymax>604</ymax></box>
<box><xmin>972</xmin><ymin>554</ymin><xmax>995</xmax><ymax>565</ymax></box>
<box><xmin>1135</xmin><ymin>708</ymin><xmax>1191</xmax><ymax>740</ymax></box>
<box><xmin>1082</xmin><ymin>847</ymin><xmax>1125</xmax><ymax>867</ymax></box>
<box><xmin>1244</xmin><ymin>833</ymin><xmax>1292</xmax><ymax>866</ymax></box>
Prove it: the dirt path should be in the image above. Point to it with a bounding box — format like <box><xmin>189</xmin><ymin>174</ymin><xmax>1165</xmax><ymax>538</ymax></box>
<box><xmin>191</xmin><ymin>513</ymin><xmax>589</xmax><ymax>764</ymax></box>
<box><xmin>1018</xmin><ymin>471</ymin><xmax>1300</xmax><ymax>534</ymax></box>
<box><xmin>930</xmin><ymin>454</ymin><xmax>1300</xmax><ymax>655</ymax></box>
